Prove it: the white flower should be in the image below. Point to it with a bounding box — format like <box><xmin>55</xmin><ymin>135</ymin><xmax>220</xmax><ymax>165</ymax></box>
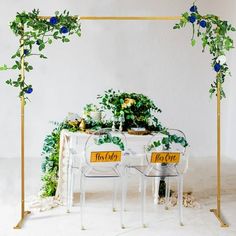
<box><xmin>66</xmin><ymin>112</ymin><xmax>80</xmax><ymax>121</ymax></box>
<box><xmin>217</xmin><ymin>55</ymin><xmax>226</xmax><ymax>65</ymax></box>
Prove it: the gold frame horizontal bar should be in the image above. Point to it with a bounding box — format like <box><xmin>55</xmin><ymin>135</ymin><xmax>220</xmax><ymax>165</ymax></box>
<box><xmin>80</xmin><ymin>16</ymin><xmax>181</xmax><ymax>20</ymax></box>
<box><xmin>38</xmin><ymin>16</ymin><xmax>181</xmax><ymax>21</ymax></box>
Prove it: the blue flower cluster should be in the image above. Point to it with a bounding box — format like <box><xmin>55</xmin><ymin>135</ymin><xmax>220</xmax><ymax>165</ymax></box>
<box><xmin>200</xmin><ymin>20</ymin><xmax>207</xmax><ymax>28</ymax></box>
<box><xmin>25</xmin><ymin>87</ymin><xmax>33</xmax><ymax>94</ymax></box>
<box><xmin>24</xmin><ymin>49</ymin><xmax>29</xmax><ymax>55</ymax></box>
<box><xmin>60</xmin><ymin>26</ymin><xmax>69</xmax><ymax>34</ymax></box>
<box><xmin>188</xmin><ymin>15</ymin><xmax>196</xmax><ymax>23</ymax></box>
<box><xmin>49</xmin><ymin>16</ymin><xmax>69</xmax><ymax>34</ymax></box>
<box><xmin>190</xmin><ymin>5</ymin><xmax>197</xmax><ymax>13</ymax></box>
<box><xmin>188</xmin><ymin>5</ymin><xmax>207</xmax><ymax>28</ymax></box>
<box><xmin>50</xmin><ymin>17</ymin><xmax>58</xmax><ymax>25</ymax></box>
<box><xmin>188</xmin><ymin>5</ymin><xmax>220</xmax><ymax>73</ymax></box>
<box><xmin>214</xmin><ymin>63</ymin><xmax>221</xmax><ymax>72</ymax></box>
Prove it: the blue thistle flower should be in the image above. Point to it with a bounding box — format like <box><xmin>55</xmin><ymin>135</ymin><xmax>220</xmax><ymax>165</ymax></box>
<box><xmin>214</xmin><ymin>63</ymin><xmax>221</xmax><ymax>72</ymax></box>
<box><xmin>60</xmin><ymin>26</ymin><xmax>69</xmax><ymax>34</ymax></box>
<box><xmin>25</xmin><ymin>87</ymin><xmax>33</xmax><ymax>94</ymax></box>
<box><xmin>200</xmin><ymin>20</ymin><xmax>207</xmax><ymax>28</ymax></box>
<box><xmin>49</xmin><ymin>17</ymin><xmax>58</xmax><ymax>25</ymax></box>
<box><xmin>190</xmin><ymin>5</ymin><xmax>197</xmax><ymax>13</ymax></box>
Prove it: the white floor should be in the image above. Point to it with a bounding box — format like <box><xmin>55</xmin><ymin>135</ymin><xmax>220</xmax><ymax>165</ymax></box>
<box><xmin>0</xmin><ymin>158</ymin><xmax>236</xmax><ymax>236</ymax></box>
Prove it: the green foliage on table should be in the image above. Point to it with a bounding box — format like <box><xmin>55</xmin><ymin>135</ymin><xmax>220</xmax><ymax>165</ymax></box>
<box><xmin>41</xmin><ymin>118</ymin><xmax>114</xmax><ymax>197</ymax></box>
<box><xmin>95</xmin><ymin>133</ymin><xmax>125</xmax><ymax>151</ymax></box>
<box><xmin>174</xmin><ymin>3</ymin><xmax>235</xmax><ymax>98</ymax></box>
<box><xmin>97</xmin><ymin>89</ymin><xmax>162</xmax><ymax>131</ymax></box>
<box><xmin>41</xmin><ymin>120</ymin><xmax>81</xmax><ymax>197</ymax></box>
<box><xmin>83</xmin><ymin>103</ymin><xmax>99</xmax><ymax>113</ymax></box>
<box><xmin>41</xmin><ymin>169</ymin><xmax>58</xmax><ymax>197</ymax></box>
<box><xmin>0</xmin><ymin>9</ymin><xmax>81</xmax><ymax>101</ymax></box>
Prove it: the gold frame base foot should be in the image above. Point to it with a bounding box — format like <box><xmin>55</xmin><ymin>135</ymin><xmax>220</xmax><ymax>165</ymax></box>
<box><xmin>14</xmin><ymin>211</ymin><xmax>31</xmax><ymax>229</ymax></box>
<box><xmin>210</xmin><ymin>209</ymin><xmax>229</xmax><ymax>227</ymax></box>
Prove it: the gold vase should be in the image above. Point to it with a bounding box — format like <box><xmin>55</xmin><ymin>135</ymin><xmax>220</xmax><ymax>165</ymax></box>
<box><xmin>79</xmin><ymin>119</ymin><xmax>86</xmax><ymax>131</ymax></box>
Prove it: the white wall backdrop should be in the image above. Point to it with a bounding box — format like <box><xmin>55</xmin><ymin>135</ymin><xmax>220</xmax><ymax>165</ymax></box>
<box><xmin>0</xmin><ymin>0</ymin><xmax>235</xmax><ymax>159</ymax></box>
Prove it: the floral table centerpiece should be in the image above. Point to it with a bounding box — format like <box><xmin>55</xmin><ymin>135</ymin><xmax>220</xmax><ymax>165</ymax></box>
<box><xmin>97</xmin><ymin>89</ymin><xmax>163</xmax><ymax>132</ymax></box>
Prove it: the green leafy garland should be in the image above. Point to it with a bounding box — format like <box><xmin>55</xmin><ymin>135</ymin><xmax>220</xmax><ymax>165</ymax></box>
<box><xmin>147</xmin><ymin>131</ymin><xmax>188</xmax><ymax>152</ymax></box>
<box><xmin>41</xmin><ymin>121</ymin><xmax>79</xmax><ymax>197</ymax></box>
<box><xmin>174</xmin><ymin>3</ymin><xmax>235</xmax><ymax>98</ymax></box>
<box><xmin>95</xmin><ymin>134</ymin><xmax>125</xmax><ymax>151</ymax></box>
<box><xmin>0</xmin><ymin>9</ymin><xmax>81</xmax><ymax>101</ymax></box>
<box><xmin>41</xmin><ymin>119</ymin><xmax>113</xmax><ymax>197</ymax></box>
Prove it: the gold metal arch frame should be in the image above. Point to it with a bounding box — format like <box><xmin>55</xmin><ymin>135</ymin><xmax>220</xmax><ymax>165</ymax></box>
<box><xmin>14</xmin><ymin>15</ymin><xmax>228</xmax><ymax>229</ymax></box>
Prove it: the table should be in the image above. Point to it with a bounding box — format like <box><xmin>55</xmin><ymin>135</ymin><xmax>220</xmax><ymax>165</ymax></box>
<box><xmin>55</xmin><ymin>129</ymin><xmax>154</xmax><ymax>204</ymax></box>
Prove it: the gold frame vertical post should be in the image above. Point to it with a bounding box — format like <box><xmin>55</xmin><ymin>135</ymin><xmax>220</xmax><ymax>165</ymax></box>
<box><xmin>210</xmin><ymin>80</ymin><xmax>228</xmax><ymax>227</ymax></box>
<box><xmin>14</xmin><ymin>25</ymin><xmax>31</xmax><ymax>229</ymax></box>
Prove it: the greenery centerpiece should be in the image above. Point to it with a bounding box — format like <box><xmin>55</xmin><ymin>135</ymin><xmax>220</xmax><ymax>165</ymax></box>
<box><xmin>97</xmin><ymin>89</ymin><xmax>163</xmax><ymax>131</ymax></box>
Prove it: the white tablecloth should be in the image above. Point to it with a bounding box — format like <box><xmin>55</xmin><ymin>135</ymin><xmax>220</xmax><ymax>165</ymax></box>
<box><xmin>55</xmin><ymin>129</ymin><xmax>153</xmax><ymax>203</ymax></box>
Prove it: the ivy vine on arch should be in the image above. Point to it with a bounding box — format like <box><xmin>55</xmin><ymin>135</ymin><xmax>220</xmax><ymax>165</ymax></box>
<box><xmin>0</xmin><ymin>9</ymin><xmax>81</xmax><ymax>101</ymax></box>
<box><xmin>174</xmin><ymin>3</ymin><xmax>235</xmax><ymax>98</ymax></box>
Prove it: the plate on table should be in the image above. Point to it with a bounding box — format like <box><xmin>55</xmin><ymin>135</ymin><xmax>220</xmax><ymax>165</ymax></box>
<box><xmin>128</xmin><ymin>128</ymin><xmax>151</xmax><ymax>135</ymax></box>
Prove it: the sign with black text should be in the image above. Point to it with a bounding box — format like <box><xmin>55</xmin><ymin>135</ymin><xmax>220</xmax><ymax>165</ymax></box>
<box><xmin>90</xmin><ymin>151</ymin><xmax>121</xmax><ymax>162</ymax></box>
<box><xmin>151</xmin><ymin>152</ymin><xmax>180</xmax><ymax>163</ymax></box>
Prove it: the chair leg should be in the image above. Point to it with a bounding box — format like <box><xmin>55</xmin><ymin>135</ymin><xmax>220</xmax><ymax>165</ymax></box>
<box><xmin>178</xmin><ymin>175</ymin><xmax>184</xmax><ymax>226</ymax></box>
<box><xmin>120</xmin><ymin>175</ymin><xmax>125</xmax><ymax>229</ymax></box>
<box><xmin>80</xmin><ymin>174</ymin><xmax>85</xmax><ymax>230</ymax></box>
<box><xmin>153</xmin><ymin>177</ymin><xmax>160</xmax><ymax>204</ymax></box>
<box><xmin>124</xmin><ymin>167</ymin><xmax>128</xmax><ymax>212</ymax></box>
<box><xmin>70</xmin><ymin>172</ymin><xmax>74</xmax><ymax>208</ymax></box>
<box><xmin>165</xmin><ymin>177</ymin><xmax>170</xmax><ymax>210</ymax></box>
<box><xmin>139</xmin><ymin>155</ymin><xmax>145</xmax><ymax>193</ymax></box>
<box><xmin>67</xmin><ymin>165</ymin><xmax>72</xmax><ymax>213</ymax></box>
<box><xmin>112</xmin><ymin>179</ymin><xmax>118</xmax><ymax>212</ymax></box>
<box><xmin>138</xmin><ymin>175</ymin><xmax>142</xmax><ymax>193</ymax></box>
<box><xmin>141</xmin><ymin>175</ymin><xmax>147</xmax><ymax>228</ymax></box>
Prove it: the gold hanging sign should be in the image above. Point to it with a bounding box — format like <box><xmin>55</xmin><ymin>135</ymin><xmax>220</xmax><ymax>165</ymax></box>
<box><xmin>151</xmin><ymin>152</ymin><xmax>180</xmax><ymax>163</ymax></box>
<box><xmin>90</xmin><ymin>151</ymin><xmax>122</xmax><ymax>162</ymax></box>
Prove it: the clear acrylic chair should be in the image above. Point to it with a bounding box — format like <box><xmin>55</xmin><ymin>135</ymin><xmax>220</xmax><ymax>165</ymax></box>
<box><xmin>66</xmin><ymin>132</ymin><xmax>81</xmax><ymax>213</ymax></box>
<box><xmin>133</xmin><ymin>129</ymin><xmax>188</xmax><ymax>227</ymax></box>
<box><xmin>80</xmin><ymin>128</ymin><xmax>127</xmax><ymax>230</ymax></box>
